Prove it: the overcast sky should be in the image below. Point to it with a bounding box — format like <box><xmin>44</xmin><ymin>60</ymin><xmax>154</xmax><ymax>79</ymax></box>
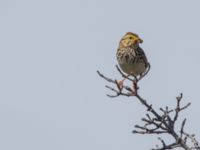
<box><xmin>0</xmin><ymin>0</ymin><xmax>200</xmax><ymax>150</ymax></box>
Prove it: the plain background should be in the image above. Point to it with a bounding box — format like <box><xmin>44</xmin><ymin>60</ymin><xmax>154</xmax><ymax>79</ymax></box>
<box><xmin>0</xmin><ymin>0</ymin><xmax>200</xmax><ymax>149</ymax></box>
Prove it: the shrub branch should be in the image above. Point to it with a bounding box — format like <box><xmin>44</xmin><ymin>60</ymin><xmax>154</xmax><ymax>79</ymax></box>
<box><xmin>97</xmin><ymin>65</ymin><xmax>199</xmax><ymax>150</ymax></box>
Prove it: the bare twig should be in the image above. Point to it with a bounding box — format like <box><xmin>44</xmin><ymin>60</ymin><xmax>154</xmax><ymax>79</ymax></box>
<box><xmin>97</xmin><ymin>65</ymin><xmax>198</xmax><ymax>150</ymax></box>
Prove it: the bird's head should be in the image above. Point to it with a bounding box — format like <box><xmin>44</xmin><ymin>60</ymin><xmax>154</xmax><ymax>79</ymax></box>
<box><xmin>119</xmin><ymin>32</ymin><xmax>143</xmax><ymax>48</ymax></box>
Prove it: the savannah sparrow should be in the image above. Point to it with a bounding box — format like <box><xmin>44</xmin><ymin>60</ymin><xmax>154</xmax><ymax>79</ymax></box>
<box><xmin>116</xmin><ymin>32</ymin><xmax>149</xmax><ymax>80</ymax></box>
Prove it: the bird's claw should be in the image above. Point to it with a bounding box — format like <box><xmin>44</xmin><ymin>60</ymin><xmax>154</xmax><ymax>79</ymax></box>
<box><xmin>117</xmin><ymin>80</ymin><xmax>124</xmax><ymax>90</ymax></box>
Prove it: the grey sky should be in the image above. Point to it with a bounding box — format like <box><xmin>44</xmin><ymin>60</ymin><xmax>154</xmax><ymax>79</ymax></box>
<box><xmin>0</xmin><ymin>0</ymin><xmax>200</xmax><ymax>149</ymax></box>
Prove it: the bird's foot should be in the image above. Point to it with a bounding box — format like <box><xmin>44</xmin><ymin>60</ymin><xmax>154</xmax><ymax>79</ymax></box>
<box><xmin>132</xmin><ymin>80</ymin><xmax>139</xmax><ymax>93</ymax></box>
<box><xmin>117</xmin><ymin>80</ymin><xmax>124</xmax><ymax>90</ymax></box>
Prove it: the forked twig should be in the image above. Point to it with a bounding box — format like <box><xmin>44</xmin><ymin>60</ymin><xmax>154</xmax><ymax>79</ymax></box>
<box><xmin>97</xmin><ymin>65</ymin><xmax>198</xmax><ymax>150</ymax></box>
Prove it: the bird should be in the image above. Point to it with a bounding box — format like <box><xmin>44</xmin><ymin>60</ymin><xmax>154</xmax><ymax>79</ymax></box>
<box><xmin>116</xmin><ymin>32</ymin><xmax>149</xmax><ymax>86</ymax></box>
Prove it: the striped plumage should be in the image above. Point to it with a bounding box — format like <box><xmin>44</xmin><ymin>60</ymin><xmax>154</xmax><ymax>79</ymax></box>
<box><xmin>116</xmin><ymin>32</ymin><xmax>149</xmax><ymax>76</ymax></box>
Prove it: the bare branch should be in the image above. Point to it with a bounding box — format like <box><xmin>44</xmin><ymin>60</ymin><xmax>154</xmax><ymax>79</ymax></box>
<box><xmin>180</xmin><ymin>119</ymin><xmax>186</xmax><ymax>139</ymax></box>
<box><xmin>97</xmin><ymin>65</ymin><xmax>198</xmax><ymax>150</ymax></box>
<box><xmin>152</xmin><ymin>137</ymin><xmax>180</xmax><ymax>150</ymax></box>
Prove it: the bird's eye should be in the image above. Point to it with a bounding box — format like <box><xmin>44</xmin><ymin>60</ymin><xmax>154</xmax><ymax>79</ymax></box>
<box><xmin>129</xmin><ymin>37</ymin><xmax>133</xmax><ymax>39</ymax></box>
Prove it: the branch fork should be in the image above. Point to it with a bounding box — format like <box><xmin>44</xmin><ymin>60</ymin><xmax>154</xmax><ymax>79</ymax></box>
<box><xmin>97</xmin><ymin>65</ymin><xmax>199</xmax><ymax>150</ymax></box>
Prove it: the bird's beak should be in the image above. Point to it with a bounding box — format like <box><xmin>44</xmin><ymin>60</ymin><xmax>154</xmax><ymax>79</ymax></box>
<box><xmin>137</xmin><ymin>38</ymin><xmax>143</xmax><ymax>43</ymax></box>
